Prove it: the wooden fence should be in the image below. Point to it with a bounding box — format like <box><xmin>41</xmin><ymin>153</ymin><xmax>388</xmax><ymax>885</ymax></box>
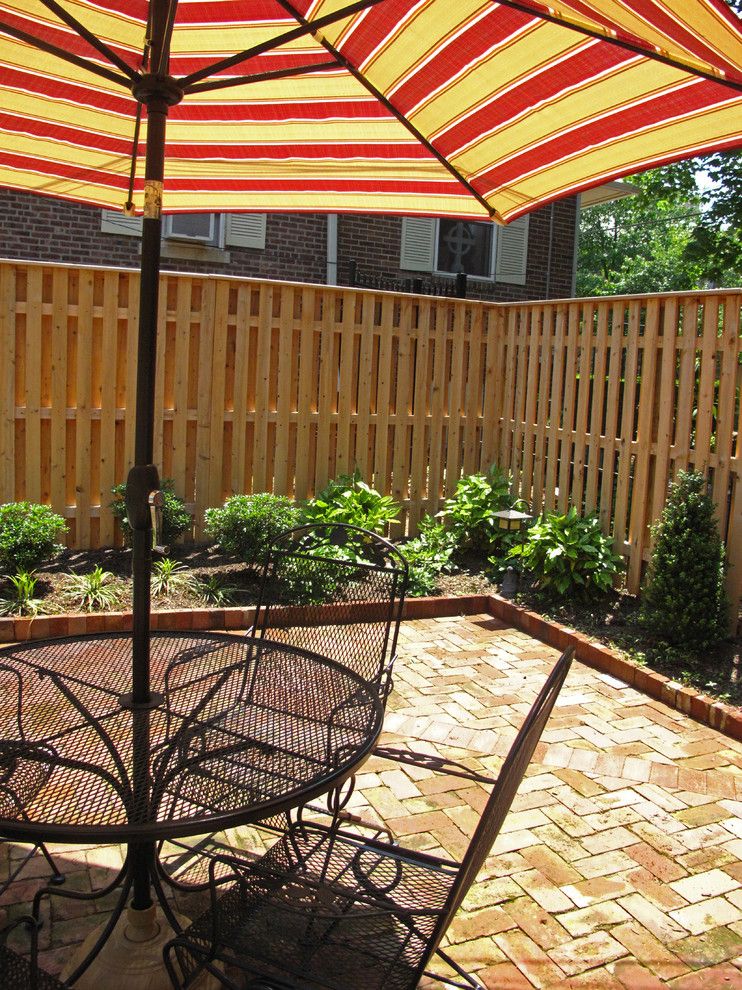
<box><xmin>1</xmin><ymin>260</ymin><xmax>740</xmax><ymax>615</ymax></box>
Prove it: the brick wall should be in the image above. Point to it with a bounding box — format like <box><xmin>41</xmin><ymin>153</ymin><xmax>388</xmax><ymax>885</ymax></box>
<box><xmin>1</xmin><ymin>188</ymin><xmax>576</xmax><ymax>299</ymax></box>
<box><xmin>0</xmin><ymin>189</ymin><xmax>327</xmax><ymax>282</ymax></box>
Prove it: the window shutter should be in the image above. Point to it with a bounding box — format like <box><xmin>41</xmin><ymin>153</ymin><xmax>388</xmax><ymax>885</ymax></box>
<box><xmin>495</xmin><ymin>216</ymin><xmax>529</xmax><ymax>285</ymax></box>
<box><xmin>400</xmin><ymin>217</ymin><xmax>435</xmax><ymax>272</ymax></box>
<box><xmin>225</xmin><ymin>214</ymin><xmax>266</xmax><ymax>250</ymax></box>
<box><xmin>101</xmin><ymin>210</ymin><xmax>142</xmax><ymax>236</ymax></box>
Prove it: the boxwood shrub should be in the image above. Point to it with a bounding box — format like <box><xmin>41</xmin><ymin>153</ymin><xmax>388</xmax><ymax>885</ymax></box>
<box><xmin>0</xmin><ymin>501</ymin><xmax>67</xmax><ymax>573</ymax></box>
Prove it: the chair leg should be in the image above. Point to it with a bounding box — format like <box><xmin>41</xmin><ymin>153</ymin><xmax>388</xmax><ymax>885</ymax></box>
<box><xmin>37</xmin><ymin>842</ymin><xmax>65</xmax><ymax>885</ymax></box>
<box><xmin>425</xmin><ymin>947</ymin><xmax>487</xmax><ymax>989</ymax></box>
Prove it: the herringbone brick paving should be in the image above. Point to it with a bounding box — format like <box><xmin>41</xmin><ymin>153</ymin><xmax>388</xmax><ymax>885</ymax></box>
<box><xmin>3</xmin><ymin>614</ymin><xmax>742</xmax><ymax>988</ymax></box>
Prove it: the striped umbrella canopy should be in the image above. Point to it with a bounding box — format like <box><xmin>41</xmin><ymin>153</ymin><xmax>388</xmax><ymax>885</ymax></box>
<box><xmin>1</xmin><ymin>0</ymin><xmax>741</xmax><ymax>224</ymax></box>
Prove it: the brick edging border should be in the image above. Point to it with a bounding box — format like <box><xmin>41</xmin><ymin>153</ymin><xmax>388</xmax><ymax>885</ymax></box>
<box><xmin>2</xmin><ymin>593</ymin><xmax>740</xmax><ymax>741</ymax></box>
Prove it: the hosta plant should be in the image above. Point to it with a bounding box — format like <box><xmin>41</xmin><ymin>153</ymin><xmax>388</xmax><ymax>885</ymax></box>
<box><xmin>300</xmin><ymin>469</ymin><xmax>400</xmax><ymax>534</ymax></box>
<box><xmin>440</xmin><ymin>464</ymin><xmax>515</xmax><ymax>554</ymax></box>
<box><xmin>508</xmin><ymin>508</ymin><xmax>623</xmax><ymax>596</ymax></box>
<box><xmin>399</xmin><ymin>516</ymin><xmax>456</xmax><ymax>597</ymax></box>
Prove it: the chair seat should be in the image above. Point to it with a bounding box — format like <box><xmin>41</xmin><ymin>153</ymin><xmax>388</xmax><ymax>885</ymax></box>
<box><xmin>174</xmin><ymin>823</ymin><xmax>457</xmax><ymax>990</ymax></box>
<box><xmin>0</xmin><ymin>944</ymin><xmax>64</xmax><ymax>990</ymax></box>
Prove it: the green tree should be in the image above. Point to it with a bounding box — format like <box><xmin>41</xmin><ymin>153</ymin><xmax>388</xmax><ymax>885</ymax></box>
<box><xmin>639</xmin><ymin>470</ymin><xmax>728</xmax><ymax>650</ymax></box>
<box><xmin>577</xmin><ymin>153</ymin><xmax>742</xmax><ymax>295</ymax></box>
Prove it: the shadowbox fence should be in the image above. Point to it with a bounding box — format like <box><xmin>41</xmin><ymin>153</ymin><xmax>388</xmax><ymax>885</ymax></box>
<box><xmin>1</xmin><ymin>260</ymin><xmax>740</xmax><ymax>618</ymax></box>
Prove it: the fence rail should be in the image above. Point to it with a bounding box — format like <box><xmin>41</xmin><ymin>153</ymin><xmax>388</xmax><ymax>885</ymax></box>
<box><xmin>1</xmin><ymin>260</ymin><xmax>740</xmax><ymax>617</ymax></box>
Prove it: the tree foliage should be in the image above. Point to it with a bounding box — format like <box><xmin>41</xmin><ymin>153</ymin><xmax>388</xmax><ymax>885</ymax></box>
<box><xmin>577</xmin><ymin>151</ymin><xmax>742</xmax><ymax>296</ymax></box>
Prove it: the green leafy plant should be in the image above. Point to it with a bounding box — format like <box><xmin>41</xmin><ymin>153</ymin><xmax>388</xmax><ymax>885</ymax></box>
<box><xmin>0</xmin><ymin>502</ymin><xmax>67</xmax><ymax>574</ymax></box>
<box><xmin>151</xmin><ymin>557</ymin><xmax>199</xmax><ymax>598</ymax></box>
<box><xmin>64</xmin><ymin>565</ymin><xmax>120</xmax><ymax>612</ymax></box>
<box><xmin>300</xmin><ymin>469</ymin><xmax>400</xmax><ymax>534</ymax></box>
<box><xmin>111</xmin><ymin>480</ymin><xmax>192</xmax><ymax>548</ymax></box>
<box><xmin>197</xmin><ymin>574</ymin><xmax>240</xmax><ymax>607</ymax></box>
<box><xmin>639</xmin><ymin>470</ymin><xmax>727</xmax><ymax>650</ymax></box>
<box><xmin>507</xmin><ymin>508</ymin><xmax>623</xmax><ymax>596</ymax></box>
<box><xmin>440</xmin><ymin>465</ymin><xmax>515</xmax><ymax>555</ymax></box>
<box><xmin>0</xmin><ymin>570</ymin><xmax>45</xmax><ymax>616</ymax></box>
<box><xmin>273</xmin><ymin>539</ymin><xmax>351</xmax><ymax>606</ymax></box>
<box><xmin>399</xmin><ymin>516</ymin><xmax>456</xmax><ymax>597</ymax></box>
<box><xmin>204</xmin><ymin>494</ymin><xmax>299</xmax><ymax>567</ymax></box>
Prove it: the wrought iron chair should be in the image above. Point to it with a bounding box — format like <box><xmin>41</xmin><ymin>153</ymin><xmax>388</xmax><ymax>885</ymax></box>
<box><xmin>251</xmin><ymin>523</ymin><xmax>409</xmax><ymax>702</ymax></box>
<box><xmin>156</xmin><ymin>525</ymin><xmax>408</xmax><ymax>891</ymax></box>
<box><xmin>0</xmin><ymin>915</ymin><xmax>65</xmax><ymax>989</ymax></box>
<box><xmin>163</xmin><ymin>647</ymin><xmax>574</xmax><ymax>990</ymax></box>
<box><xmin>0</xmin><ymin>665</ymin><xmax>63</xmax><ymax>898</ymax></box>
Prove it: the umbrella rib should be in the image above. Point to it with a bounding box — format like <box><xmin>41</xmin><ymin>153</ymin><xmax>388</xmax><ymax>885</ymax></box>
<box><xmin>274</xmin><ymin>0</ymin><xmax>500</xmax><ymax>221</ymax></box>
<box><xmin>36</xmin><ymin>0</ymin><xmax>139</xmax><ymax>82</ymax></box>
<box><xmin>495</xmin><ymin>0</ymin><xmax>742</xmax><ymax>94</ymax></box>
<box><xmin>178</xmin><ymin>0</ymin><xmax>386</xmax><ymax>89</ymax></box>
<box><xmin>184</xmin><ymin>60</ymin><xmax>340</xmax><ymax>96</ymax></box>
<box><xmin>0</xmin><ymin>18</ymin><xmax>133</xmax><ymax>88</ymax></box>
<box><xmin>154</xmin><ymin>0</ymin><xmax>179</xmax><ymax>76</ymax></box>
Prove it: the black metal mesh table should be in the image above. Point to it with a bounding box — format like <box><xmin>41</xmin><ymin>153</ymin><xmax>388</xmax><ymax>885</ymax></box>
<box><xmin>0</xmin><ymin>631</ymin><xmax>383</xmax><ymax>844</ymax></box>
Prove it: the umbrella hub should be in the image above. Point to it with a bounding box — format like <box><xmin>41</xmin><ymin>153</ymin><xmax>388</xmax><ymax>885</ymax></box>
<box><xmin>132</xmin><ymin>73</ymin><xmax>183</xmax><ymax>109</ymax></box>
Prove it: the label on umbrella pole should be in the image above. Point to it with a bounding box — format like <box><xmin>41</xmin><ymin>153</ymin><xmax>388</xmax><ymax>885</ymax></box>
<box><xmin>143</xmin><ymin>180</ymin><xmax>163</xmax><ymax>219</ymax></box>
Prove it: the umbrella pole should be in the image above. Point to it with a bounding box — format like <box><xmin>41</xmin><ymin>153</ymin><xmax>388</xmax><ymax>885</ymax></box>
<box><xmin>125</xmin><ymin>74</ymin><xmax>183</xmax><ymax>913</ymax></box>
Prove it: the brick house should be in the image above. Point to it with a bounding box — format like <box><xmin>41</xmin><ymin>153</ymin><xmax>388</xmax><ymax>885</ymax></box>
<box><xmin>0</xmin><ymin>186</ymin><xmax>581</xmax><ymax>300</ymax></box>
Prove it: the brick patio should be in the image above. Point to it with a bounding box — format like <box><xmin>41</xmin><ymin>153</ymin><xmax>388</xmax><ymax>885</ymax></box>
<box><xmin>3</xmin><ymin>614</ymin><xmax>742</xmax><ymax>988</ymax></box>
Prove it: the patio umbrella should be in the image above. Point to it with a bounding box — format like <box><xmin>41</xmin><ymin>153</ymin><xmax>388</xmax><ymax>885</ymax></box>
<box><xmin>1</xmin><ymin>0</ymin><xmax>741</xmax><ymax>961</ymax></box>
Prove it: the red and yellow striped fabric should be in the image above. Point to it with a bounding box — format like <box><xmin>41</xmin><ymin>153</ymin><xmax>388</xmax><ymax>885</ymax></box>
<box><xmin>0</xmin><ymin>0</ymin><xmax>740</xmax><ymax>222</ymax></box>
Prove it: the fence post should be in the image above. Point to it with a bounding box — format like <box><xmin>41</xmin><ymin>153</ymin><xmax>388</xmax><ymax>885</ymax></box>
<box><xmin>456</xmin><ymin>272</ymin><xmax>467</xmax><ymax>298</ymax></box>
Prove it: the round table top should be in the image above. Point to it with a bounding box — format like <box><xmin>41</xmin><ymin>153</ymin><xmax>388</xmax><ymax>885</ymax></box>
<box><xmin>0</xmin><ymin>631</ymin><xmax>383</xmax><ymax>843</ymax></box>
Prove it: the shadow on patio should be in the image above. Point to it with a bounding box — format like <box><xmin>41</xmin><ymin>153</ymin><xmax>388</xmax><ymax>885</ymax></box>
<box><xmin>3</xmin><ymin>615</ymin><xmax>742</xmax><ymax>988</ymax></box>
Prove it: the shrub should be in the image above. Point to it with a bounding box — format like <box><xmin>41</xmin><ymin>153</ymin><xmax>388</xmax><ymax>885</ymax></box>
<box><xmin>151</xmin><ymin>558</ymin><xmax>199</xmax><ymax>598</ymax></box>
<box><xmin>0</xmin><ymin>502</ymin><xmax>67</xmax><ymax>573</ymax></box>
<box><xmin>440</xmin><ymin>465</ymin><xmax>514</xmax><ymax>555</ymax></box>
<box><xmin>197</xmin><ymin>574</ymin><xmax>240</xmax><ymax>607</ymax></box>
<box><xmin>0</xmin><ymin>571</ymin><xmax>44</xmax><ymax>616</ymax></box>
<box><xmin>399</xmin><ymin>516</ymin><xmax>456</xmax><ymax>597</ymax></box>
<box><xmin>640</xmin><ymin>470</ymin><xmax>727</xmax><ymax>650</ymax></box>
<box><xmin>300</xmin><ymin>469</ymin><xmax>400</xmax><ymax>534</ymax></box>
<box><xmin>111</xmin><ymin>480</ymin><xmax>192</xmax><ymax>548</ymax></box>
<box><xmin>64</xmin><ymin>566</ymin><xmax>121</xmax><ymax>612</ymax></box>
<box><xmin>204</xmin><ymin>494</ymin><xmax>299</xmax><ymax>566</ymax></box>
<box><xmin>508</xmin><ymin>508</ymin><xmax>623</xmax><ymax>596</ymax></box>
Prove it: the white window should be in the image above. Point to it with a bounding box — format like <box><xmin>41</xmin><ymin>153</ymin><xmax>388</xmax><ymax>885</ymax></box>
<box><xmin>101</xmin><ymin>211</ymin><xmax>266</xmax><ymax>251</ymax></box>
<box><xmin>400</xmin><ymin>216</ymin><xmax>529</xmax><ymax>285</ymax></box>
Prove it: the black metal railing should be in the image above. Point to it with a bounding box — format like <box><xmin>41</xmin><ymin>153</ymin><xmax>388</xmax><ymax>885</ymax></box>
<box><xmin>346</xmin><ymin>261</ymin><xmax>467</xmax><ymax>298</ymax></box>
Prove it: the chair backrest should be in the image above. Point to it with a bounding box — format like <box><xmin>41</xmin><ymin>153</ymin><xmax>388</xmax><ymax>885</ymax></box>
<box><xmin>433</xmin><ymin>647</ymin><xmax>574</xmax><ymax>947</ymax></box>
<box><xmin>253</xmin><ymin>523</ymin><xmax>408</xmax><ymax>692</ymax></box>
